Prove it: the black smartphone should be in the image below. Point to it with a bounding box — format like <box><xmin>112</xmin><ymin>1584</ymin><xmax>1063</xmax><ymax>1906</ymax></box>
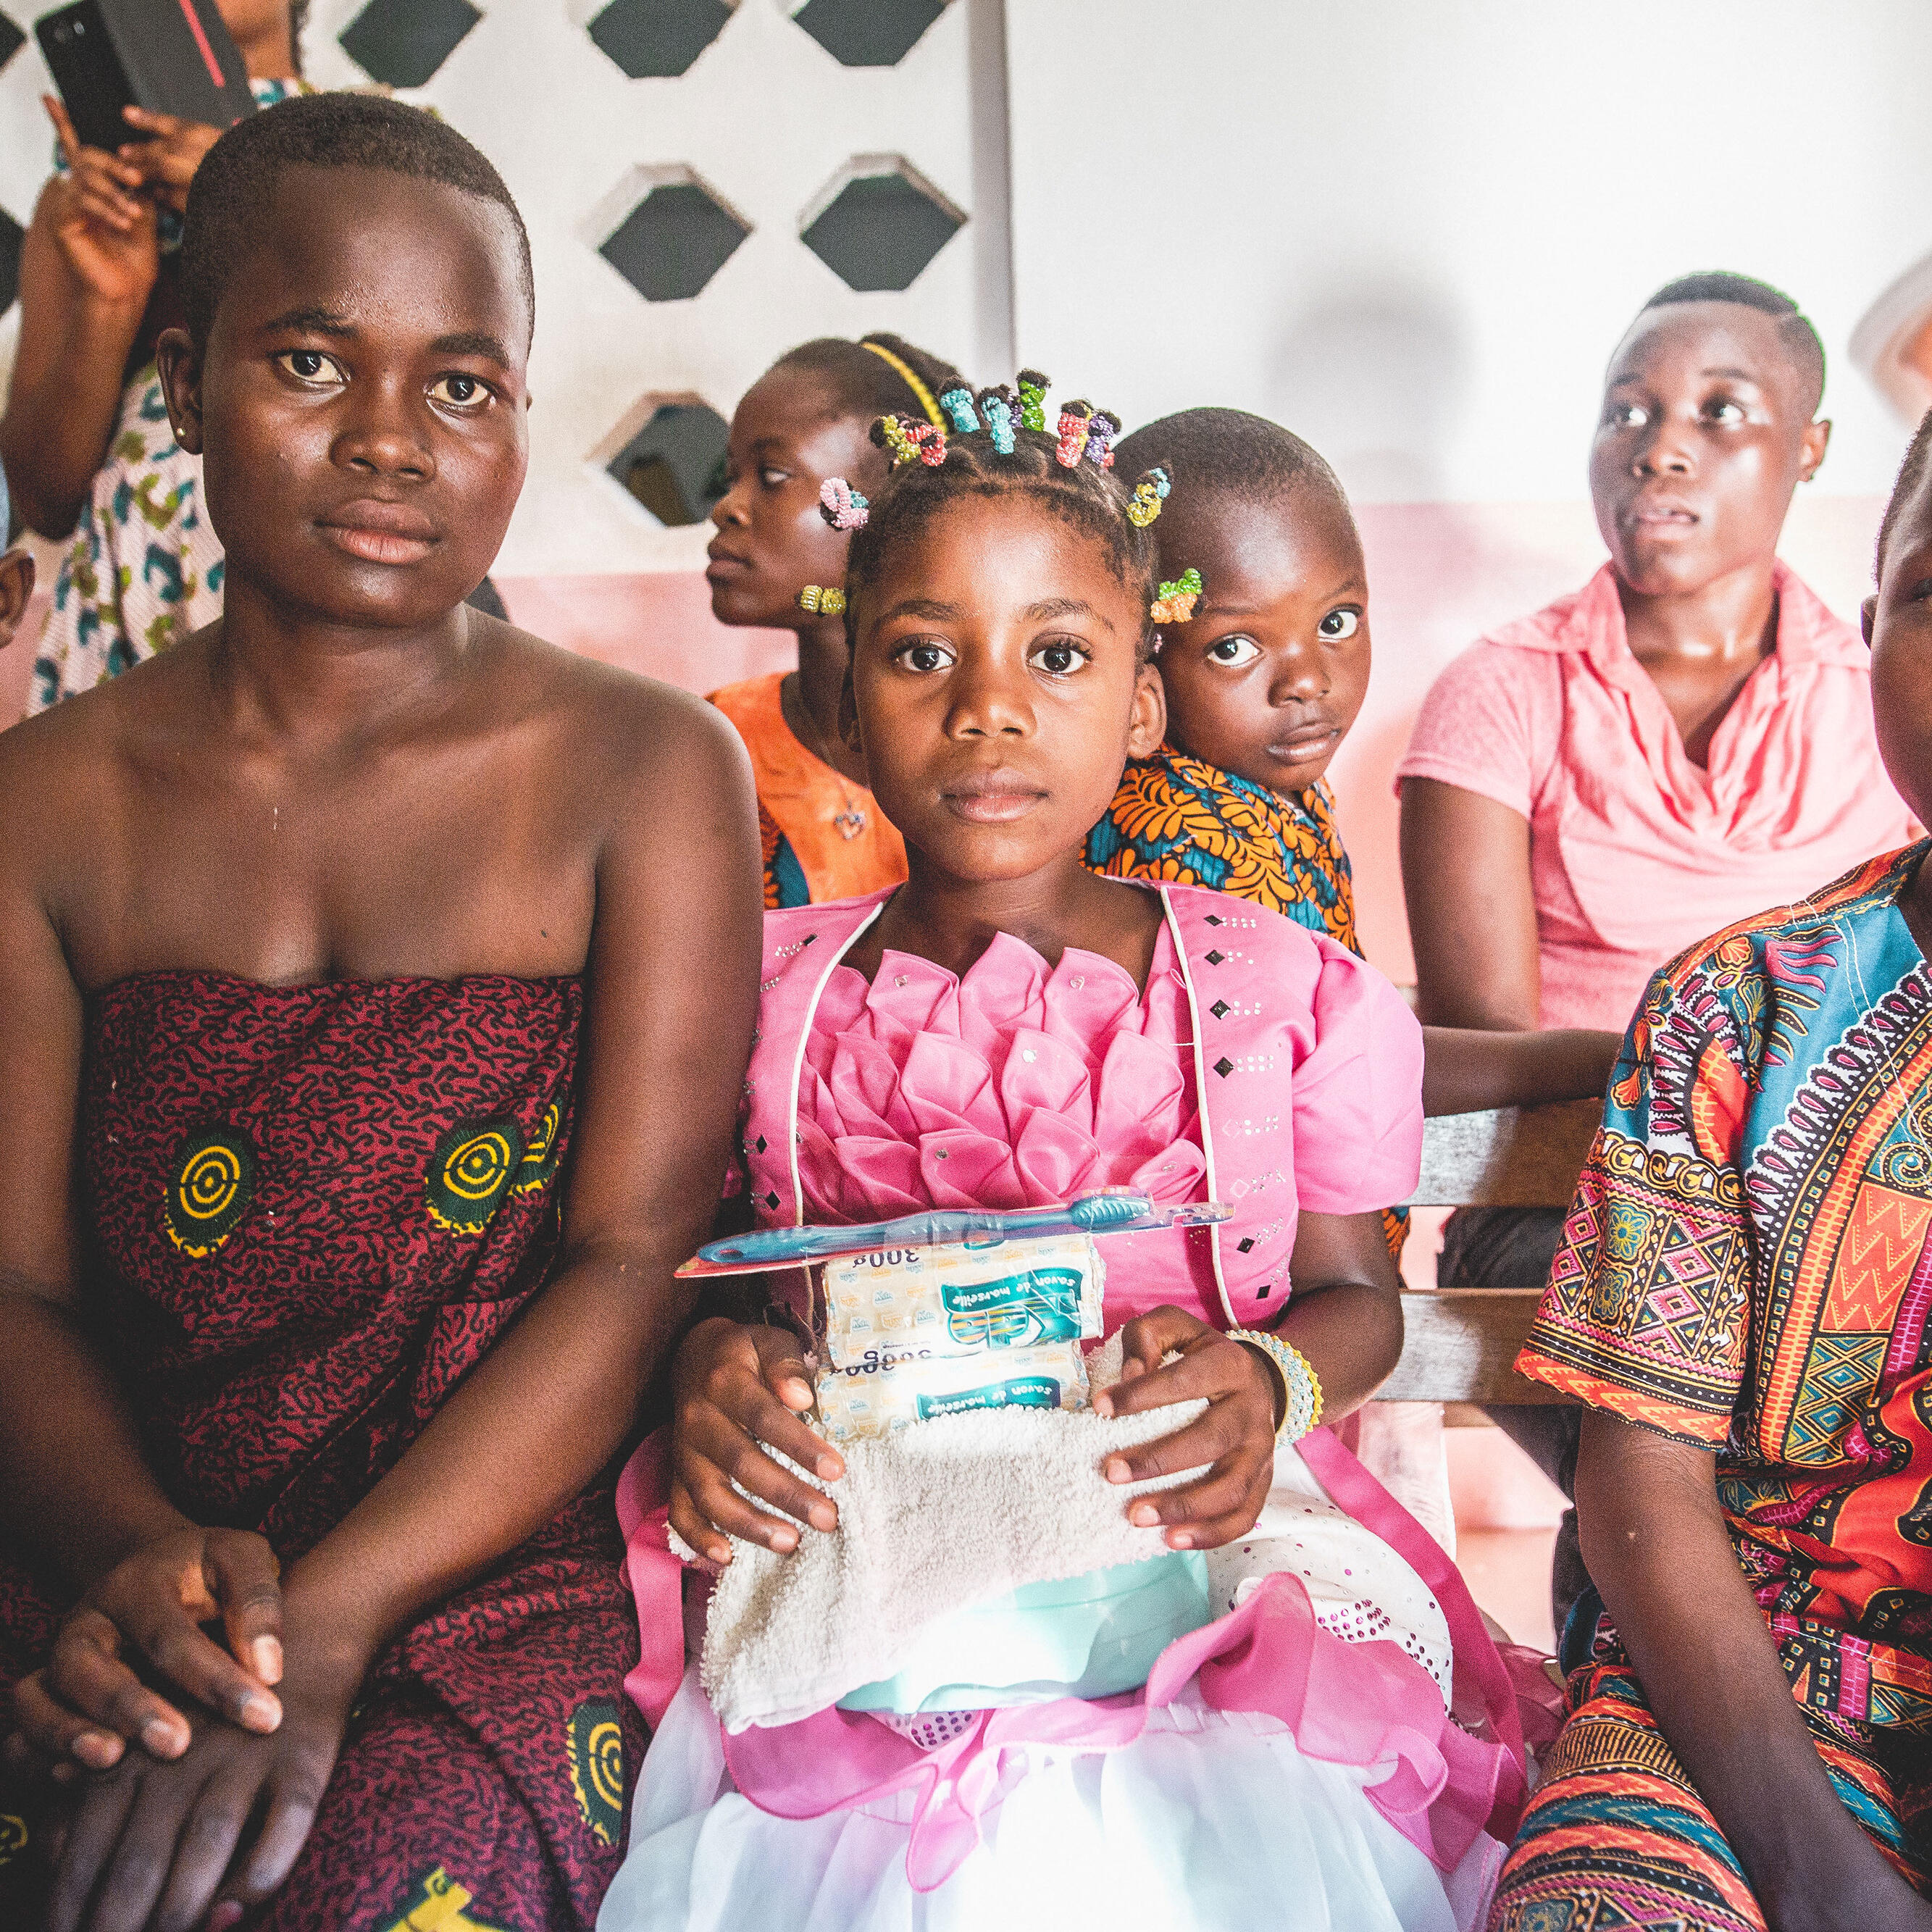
<box><xmin>35</xmin><ymin>0</ymin><xmax>255</xmax><ymax>156</ymax></box>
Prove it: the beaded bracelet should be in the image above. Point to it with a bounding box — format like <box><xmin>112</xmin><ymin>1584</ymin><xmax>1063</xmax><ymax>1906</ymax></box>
<box><xmin>1227</xmin><ymin>1327</ymin><xmax>1323</xmax><ymax>1443</ymax></box>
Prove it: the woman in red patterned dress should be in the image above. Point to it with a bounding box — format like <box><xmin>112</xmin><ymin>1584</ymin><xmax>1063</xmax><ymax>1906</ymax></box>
<box><xmin>0</xmin><ymin>96</ymin><xmax>759</xmax><ymax>1932</ymax></box>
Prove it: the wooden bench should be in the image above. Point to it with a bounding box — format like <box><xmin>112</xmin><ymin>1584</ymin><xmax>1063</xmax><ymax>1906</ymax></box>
<box><xmin>1376</xmin><ymin>1097</ymin><xmax>1602</xmax><ymax>1405</ymax></box>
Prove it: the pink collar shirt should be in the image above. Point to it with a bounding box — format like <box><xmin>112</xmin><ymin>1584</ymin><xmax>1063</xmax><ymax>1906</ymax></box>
<box><xmin>1397</xmin><ymin>561</ymin><xmax>1920</xmax><ymax>1033</ymax></box>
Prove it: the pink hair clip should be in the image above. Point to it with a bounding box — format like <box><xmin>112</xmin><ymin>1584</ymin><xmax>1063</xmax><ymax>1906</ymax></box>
<box><xmin>1055</xmin><ymin>401</ymin><xmax>1094</xmax><ymax>468</ymax></box>
<box><xmin>819</xmin><ymin>478</ymin><xmax>869</xmax><ymax>530</ymax></box>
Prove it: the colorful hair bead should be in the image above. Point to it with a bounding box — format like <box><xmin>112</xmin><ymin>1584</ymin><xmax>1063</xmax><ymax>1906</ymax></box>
<box><xmin>1016</xmin><ymin>369</ymin><xmax>1050</xmax><ymax>433</ymax></box>
<box><xmin>977</xmin><ymin>385</ymin><xmax>1019</xmax><ymax>456</ymax></box>
<box><xmin>871</xmin><ymin>413</ymin><xmax>923</xmax><ymax>466</ymax></box>
<box><xmin>910</xmin><ymin>420</ymin><xmax>948</xmax><ymax>466</ymax></box>
<box><xmin>818</xmin><ymin>477</ymin><xmax>869</xmax><ymax>530</ymax></box>
<box><xmin>1055</xmin><ymin>401</ymin><xmax>1094</xmax><ymax>469</ymax></box>
<box><xmin>1126</xmin><ymin>466</ymin><xmax>1171</xmax><ymax>528</ymax></box>
<box><xmin>1083</xmin><ymin>410</ymin><xmax>1120</xmax><ymax>469</ymax></box>
<box><xmin>1149</xmin><ymin>568</ymin><xmax>1203</xmax><ymax>626</ymax></box>
<box><xmin>938</xmin><ymin>385</ymin><xmax>979</xmax><ymax>435</ymax></box>
<box><xmin>799</xmin><ymin>585</ymin><xmax>847</xmax><ymax>616</ymax></box>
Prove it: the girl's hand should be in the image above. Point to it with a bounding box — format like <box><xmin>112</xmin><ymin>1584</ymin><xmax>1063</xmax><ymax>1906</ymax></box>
<box><xmin>41</xmin><ymin>99</ymin><xmax>159</xmax><ymax>309</ymax></box>
<box><xmin>115</xmin><ymin>106</ymin><xmax>225</xmax><ymax>217</ymax></box>
<box><xmin>669</xmin><ymin>1317</ymin><xmax>845</xmax><ymax>1562</ymax></box>
<box><xmin>43</xmin><ymin>1618</ymin><xmax>360</xmax><ymax>1932</ymax></box>
<box><xmin>4</xmin><ymin>1526</ymin><xmax>283</xmax><ymax>1779</ymax></box>
<box><xmin>1093</xmin><ymin>1307</ymin><xmax>1279</xmax><ymax>1550</ymax></box>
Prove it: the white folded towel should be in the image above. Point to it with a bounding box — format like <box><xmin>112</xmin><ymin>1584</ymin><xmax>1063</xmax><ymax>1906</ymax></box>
<box><xmin>679</xmin><ymin>1344</ymin><xmax>1209</xmax><ymax>1733</ymax></box>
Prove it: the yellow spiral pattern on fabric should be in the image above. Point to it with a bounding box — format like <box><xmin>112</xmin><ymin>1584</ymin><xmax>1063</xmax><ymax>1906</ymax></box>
<box><xmin>164</xmin><ymin>1128</ymin><xmax>256</xmax><ymax>1256</ymax></box>
<box><xmin>587</xmin><ymin>1718</ymin><xmax>622</xmax><ymax>1811</ymax></box>
<box><xmin>425</xmin><ymin>1116</ymin><xmax>525</xmax><ymax>1234</ymax></box>
<box><xmin>180</xmin><ymin>1144</ymin><xmax>243</xmax><ymax>1221</ymax></box>
<box><xmin>566</xmin><ymin>1697</ymin><xmax>624</xmax><ymax>1849</ymax></box>
<box><xmin>442</xmin><ymin>1129</ymin><xmax>515</xmax><ymax>1203</ymax></box>
<box><xmin>515</xmin><ymin>1101</ymin><xmax>562</xmax><ymax>1195</ymax></box>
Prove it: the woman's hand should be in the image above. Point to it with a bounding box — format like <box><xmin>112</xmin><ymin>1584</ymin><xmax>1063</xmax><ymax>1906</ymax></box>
<box><xmin>40</xmin><ymin>97</ymin><xmax>159</xmax><ymax>311</ymax></box>
<box><xmin>669</xmin><ymin>1317</ymin><xmax>845</xmax><ymax>1561</ymax></box>
<box><xmin>4</xmin><ymin>1526</ymin><xmax>283</xmax><ymax>1780</ymax></box>
<box><xmin>43</xmin><ymin>1618</ymin><xmax>361</xmax><ymax>1932</ymax></box>
<box><xmin>114</xmin><ymin>107</ymin><xmax>225</xmax><ymax>217</ymax></box>
<box><xmin>1092</xmin><ymin>1307</ymin><xmax>1278</xmax><ymax>1550</ymax></box>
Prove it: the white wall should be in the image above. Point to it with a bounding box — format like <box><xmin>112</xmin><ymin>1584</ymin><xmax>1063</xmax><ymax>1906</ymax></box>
<box><xmin>1005</xmin><ymin>0</ymin><xmax>1932</xmax><ymax>506</ymax></box>
<box><xmin>0</xmin><ymin>0</ymin><xmax>1018</xmax><ymax>577</ymax></box>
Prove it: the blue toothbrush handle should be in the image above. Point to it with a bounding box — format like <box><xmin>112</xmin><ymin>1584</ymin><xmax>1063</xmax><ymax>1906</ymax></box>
<box><xmin>699</xmin><ymin>1208</ymin><xmax>992</xmax><ymax>1268</ymax></box>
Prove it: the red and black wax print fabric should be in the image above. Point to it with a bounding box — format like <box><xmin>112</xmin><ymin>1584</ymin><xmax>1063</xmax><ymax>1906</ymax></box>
<box><xmin>0</xmin><ymin>971</ymin><xmax>640</xmax><ymax>1932</ymax></box>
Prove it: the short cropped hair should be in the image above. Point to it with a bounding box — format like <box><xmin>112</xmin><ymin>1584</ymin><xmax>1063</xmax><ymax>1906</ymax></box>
<box><xmin>1877</xmin><ymin>408</ymin><xmax>1932</xmax><ymax>579</ymax></box>
<box><xmin>772</xmin><ymin>333</ymin><xmax>968</xmax><ymax>430</ymax></box>
<box><xmin>1636</xmin><ymin>271</ymin><xmax>1825</xmax><ymax>415</ymax></box>
<box><xmin>1113</xmin><ymin>407</ymin><xmax>1348</xmax><ymax>517</ymax></box>
<box><xmin>180</xmin><ymin>93</ymin><xmax>534</xmax><ymax>348</ymax></box>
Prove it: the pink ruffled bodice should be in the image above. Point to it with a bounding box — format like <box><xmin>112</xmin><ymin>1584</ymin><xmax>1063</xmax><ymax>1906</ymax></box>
<box><xmin>798</xmin><ymin>927</ymin><xmax>1216</xmax><ymax>1324</ymax></box>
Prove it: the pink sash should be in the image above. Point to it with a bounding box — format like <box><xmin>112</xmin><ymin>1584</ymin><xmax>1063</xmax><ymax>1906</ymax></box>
<box><xmin>616</xmin><ymin>1426</ymin><xmax>1526</xmax><ymax>1893</ymax></box>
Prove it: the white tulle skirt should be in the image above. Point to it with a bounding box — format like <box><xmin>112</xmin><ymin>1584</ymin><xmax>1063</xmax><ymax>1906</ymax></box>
<box><xmin>599</xmin><ymin>1667</ymin><xmax>1504</xmax><ymax>1932</ymax></box>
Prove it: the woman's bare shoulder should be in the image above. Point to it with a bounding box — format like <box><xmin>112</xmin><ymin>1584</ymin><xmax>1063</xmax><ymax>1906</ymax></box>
<box><xmin>478</xmin><ymin>617</ymin><xmax>752</xmax><ymax>807</ymax></box>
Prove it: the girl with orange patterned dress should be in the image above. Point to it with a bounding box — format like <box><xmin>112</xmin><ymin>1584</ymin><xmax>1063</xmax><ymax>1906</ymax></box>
<box><xmin>705</xmin><ymin>335</ymin><xmax>967</xmax><ymax>906</ymax></box>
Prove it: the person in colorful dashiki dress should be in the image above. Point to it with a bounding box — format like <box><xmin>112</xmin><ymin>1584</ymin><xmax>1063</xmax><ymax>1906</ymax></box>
<box><xmin>1492</xmin><ymin>414</ymin><xmax>1932</xmax><ymax>1931</ymax></box>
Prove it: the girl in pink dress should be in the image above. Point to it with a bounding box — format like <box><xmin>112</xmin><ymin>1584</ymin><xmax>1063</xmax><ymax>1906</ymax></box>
<box><xmin>606</xmin><ymin>398</ymin><xmax>1526</xmax><ymax>1931</ymax></box>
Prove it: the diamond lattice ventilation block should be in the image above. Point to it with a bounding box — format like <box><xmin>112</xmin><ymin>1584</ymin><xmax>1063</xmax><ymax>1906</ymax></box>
<box><xmin>606</xmin><ymin>402</ymin><xmax>730</xmax><ymax>525</ymax></box>
<box><xmin>601</xmin><ymin>179</ymin><xmax>748</xmax><ymax>303</ymax></box>
<box><xmin>801</xmin><ymin>164</ymin><xmax>961</xmax><ymax>293</ymax></box>
<box><xmin>588</xmin><ymin>0</ymin><xmax>733</xmax><ymax>78</ymax></box>
<box><xmin>791</xmin><ymin>0</ymin><xmax>943</xmax><ymax>66</ymax></box>
<box><xmin>338</xmin><ymin>0</ymin><xmax>481</xmax><ymax>86</ymax></box>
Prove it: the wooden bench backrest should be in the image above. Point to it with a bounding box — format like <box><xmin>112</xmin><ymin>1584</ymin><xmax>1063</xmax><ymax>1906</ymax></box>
<box><xmin>1378</xmin><ymin>1098</ymin><xmax>1602</xmax><ymax>1406</ymax></box>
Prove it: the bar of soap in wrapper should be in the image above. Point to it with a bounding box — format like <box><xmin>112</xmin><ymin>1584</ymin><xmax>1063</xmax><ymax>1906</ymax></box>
<box><xmin>822</xmin><ymin>1232</ymin><xmax>1105</xmax><ymax>1369</ymax></box>
<box><xmin>814</xmin><ymin>1340</ymin><xmax>1088</xmax><ymax>1444</ymax></box>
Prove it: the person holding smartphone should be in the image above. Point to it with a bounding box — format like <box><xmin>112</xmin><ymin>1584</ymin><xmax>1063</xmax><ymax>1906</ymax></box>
<box><xmin>0</xmin><ymin>1</ymin><xmax>302</xmax><ymax>714</ymax></box>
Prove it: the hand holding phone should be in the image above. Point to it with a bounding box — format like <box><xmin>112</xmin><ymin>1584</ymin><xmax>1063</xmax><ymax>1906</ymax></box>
<box><xmin>115</xmin><ymin>105</ymin><xmax>226</xmax><ymax>214</ymax></box>
<box><xmin>41</xmin><ymin>91</ymin><xmax>159</xmax><ymax>309</ymax></box>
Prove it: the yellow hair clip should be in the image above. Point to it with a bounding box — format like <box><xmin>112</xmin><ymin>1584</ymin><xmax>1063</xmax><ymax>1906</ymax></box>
<box><xmin>799</xmin><ymin>585</ymin><xmax>846</xmax><ymax>616</ymax></box>
<box><xmin>1126</xmin><ymin>467</ymin><xmax>1171</xmax><ymax>528</ymax></box>
<box><xmin>861</xmin><ymin>341</ymin><xmax>945</xmax><ymax>429</ymax></box>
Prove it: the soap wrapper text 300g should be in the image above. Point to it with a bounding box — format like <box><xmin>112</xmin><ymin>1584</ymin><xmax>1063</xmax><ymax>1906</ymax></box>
<box><xmin>821</xmin><ymin>1233</ymin><xmax>1104</xmax><ymax>1368</ymax></box>
<box><xmin>813</xmin><ymin>1233</ymin><xmax>1104</xmax><ymax>1442</ymax></box>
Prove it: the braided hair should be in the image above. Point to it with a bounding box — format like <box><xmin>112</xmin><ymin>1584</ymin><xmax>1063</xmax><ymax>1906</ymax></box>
<box><xmin>835</xmin><ymin>380</ymin><xmax>1167</xmax><ymax>661</ymax></box>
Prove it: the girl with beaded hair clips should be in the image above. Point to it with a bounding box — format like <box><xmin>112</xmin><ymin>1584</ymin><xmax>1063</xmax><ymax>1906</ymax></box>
<box><xmin>706</xmin><ymin>333</ymin><xmax>969</xmax><ymax>907</ymax></box>
<box><xmin>606</xmin><ymin>380</ymin><xmax>1527</xmax><ymax>1932</ymax></box>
